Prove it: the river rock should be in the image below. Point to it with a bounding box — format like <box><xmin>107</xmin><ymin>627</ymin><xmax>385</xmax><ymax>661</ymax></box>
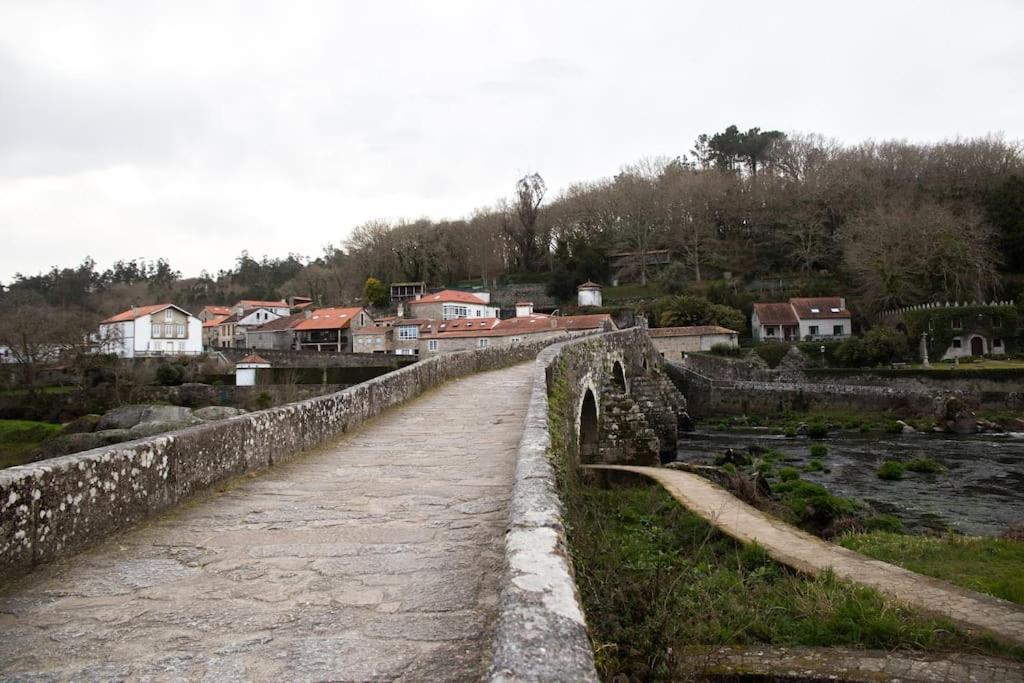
<box><xmin>62</xmin><ymin>414</ymin><xmax>102</xmax><ymax>434</ymax></box>
<box><xmin>193</xmin><ymin>406</ymin><xmax>247</xmax><ymax>421</ymax></box>
<box><xmin>97</xmin><ymin>404</ymin><xmax>193</xmax><ymax>430</ymax></box>
<box><xmin>1004</xmin><ymin>417</ymin><xmax>1024</xmax><ymax>432</ymax></box>
<box><xmin>896</xmin><ymin>420</ymin><xmax>916</xmax><ymax>434</ymax></box>
<box><xmin>127</xmin><ymin>420</ymin><xmax>197</xmax><ymax>438</ymax></box>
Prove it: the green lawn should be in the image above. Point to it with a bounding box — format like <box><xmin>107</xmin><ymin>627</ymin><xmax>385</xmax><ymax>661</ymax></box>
<box><xmin>602</xmin><ymin>282</ymin><xmax>664</xmax><ymax>303</ymax></box>
<box><xmin>566</xmin><ymin>483</ymin><xmax>1021</xmax><ymax>679</ymax></box>
<box><xmin>905</xmin><ymin>359</ymin><xmax>1024</xmax><ymax>370</ymax></box>
<box><xmin>0</xmin><ymin>419</ymin><xmax>63</xmax><ymax>468</ymax></box>
<box><xmin>840</xmin><ymin>532</ymin><xmax>1024</xmax><ymax>605</ymax></box>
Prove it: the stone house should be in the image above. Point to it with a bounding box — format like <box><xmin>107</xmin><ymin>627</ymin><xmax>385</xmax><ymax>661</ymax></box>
<box><xmin>648</xmin><ymin>325</ymin><xmax>738</xmax><ymax>360</ymax></box>
<box><xmin>419</xmin><ymin>313</ymin><xmax>616</xmax><ymax>356</ymax></box>
<box><xmin>245</xmin><ymin>312</ymin><xmax>308</xmax><ymax>350</ymax></box>
<box><xmin>292</xmin><ymin>307</ymin><xmax>373</xmax><ymax>352</ymax></box>
<box><xmin>403</xmin><ymin>290</ymin><xmax>499</xmax><ymax>320</ymax></box>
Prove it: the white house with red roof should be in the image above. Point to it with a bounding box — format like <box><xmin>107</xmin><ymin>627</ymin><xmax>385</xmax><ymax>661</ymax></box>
<box><xmin>403</xmin><ymin>290</ymin><xmax>499</xmax><ymax>320</ymax></box>
<box><xmin>752</xmin><ymin>297</ymin><xmax>851</xmax><ymax>342</ymax></box>
<box><xmin>98</xmin><ymin>304</ymin><xmax>202</xmax><ymax>358</ymax></box>
<box><xmin>418</xmin><ymin>313</ymin><xmax>615</xmax><ymax>355</ymax></box>
<box><xmin>230</xmin><ymin>299</ymin><xmax>291</xmax><ymax>317</ymax></box>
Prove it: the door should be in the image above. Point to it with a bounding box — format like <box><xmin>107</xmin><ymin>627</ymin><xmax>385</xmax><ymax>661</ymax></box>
<box><xmin>970</xmin><ymin>336</ymin><xmax>984</xmax><ymax>356</ymax></box>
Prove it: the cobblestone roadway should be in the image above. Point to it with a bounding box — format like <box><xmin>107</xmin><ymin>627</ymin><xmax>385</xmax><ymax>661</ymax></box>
<box><xmin>0</xmin><ymin>363</ymin><xmax>534</xmax><ymax>682</ymax></box>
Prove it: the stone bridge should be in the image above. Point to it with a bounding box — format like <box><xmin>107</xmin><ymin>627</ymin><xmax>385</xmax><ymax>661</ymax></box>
<box><xmin>0</xmin><ymin>328</ymin><xmax>677</xmax><ymax>682</ymax></box>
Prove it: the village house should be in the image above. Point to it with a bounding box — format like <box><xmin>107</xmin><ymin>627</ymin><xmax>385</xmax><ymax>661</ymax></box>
<box><xmin>419</xmin><ymin>312</ymin><xmax>616</xmax><ymax>356</ymax></box>
<box><xmin>202</xmin><ymin>314</ymin><xmax>229</xmax><ymax>349</ymax></box>
<box><xmin>292</xmin><ymin>307</ymin><xmax>373</xmax><ymax>352</ymax></box>
<box><xmin>197</xmin><ymin>305</ymin><xmax>231</xmax><ymax>322</ymax></box>
<box><xmin>353</xmin><ymin>318</ymin><xmax>425</xmax><ymax>356</ymax></box>
<box><xmin>390</xmin><ymin>281</ymin><xmax>426</xmax><ymax>304</ymax></box>
<box><xmin>648</xmin><ymin>325</ymin><xmax>739</xmax><ymax>360</ymax></box>
<box><xmin>876</xmin><ymin>301</ymin><xmax>1015</xmax><ymax>360</ymax></box>
<box><xmin>402</xmin><ymin>290</ymin><xmax>499</xmax><ymax>320</ymax></box>
<box><xmin>98</xmin><ymin>304</ymin><xmax>202</xmax><ymax>358</ymax></box>
<box><xmin>752</xmin><ymin>297</ymin><xmax>851</xmax><ymax>342</ymax></box>
<box><xmin>230</xmin><ymin>299</ymin><xmax>291</xmax><ymax>317</ymax></box>
<box><xmin>245</xmin><ymin>312</ymin><xmax>308</xmax><ymax>350</ymax></box>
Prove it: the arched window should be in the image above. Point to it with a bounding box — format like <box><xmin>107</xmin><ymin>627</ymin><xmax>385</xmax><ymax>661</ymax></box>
<box><xmin>612</xmin><ymin>361</ymin><xmax>626</xmax><ymax>392</ymax></box>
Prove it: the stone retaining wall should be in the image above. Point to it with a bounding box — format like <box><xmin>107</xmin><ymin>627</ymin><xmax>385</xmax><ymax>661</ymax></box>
<box><xmin>0</xmin><ymin>338</ymin><xmax>563</xmax><ymax>581</ymax></box>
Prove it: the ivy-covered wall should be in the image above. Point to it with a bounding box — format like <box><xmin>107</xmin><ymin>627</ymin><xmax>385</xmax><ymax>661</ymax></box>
<box><xmin>902</xmin><ymin>305</ymin><xmax>1019</xmax><ymax>358</ymax></box>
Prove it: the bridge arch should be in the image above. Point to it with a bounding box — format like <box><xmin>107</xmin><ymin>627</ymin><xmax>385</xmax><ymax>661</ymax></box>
<box><xmin>611</xmin><ymin>359</ymin><xmax>627</xmax><ymax>393</ymax></box>
<box><xmin>578</xmin><ymin>388</ymin><xmax>599</xmax><ymax>463</ymax></box>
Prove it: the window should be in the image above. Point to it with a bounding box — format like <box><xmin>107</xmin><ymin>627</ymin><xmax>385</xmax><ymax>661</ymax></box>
<box><xmin>165</xmin><ymin>310</ymin><xmax>173</xmax><ymax>322</ymax></box>
<box><xmin>765</xmin><ymin>326</ymin><xmax>776</xmax><ymax>337</ymax></box>
<box><xmin>830</xmin><ymin>307</ymin><xmax>840</xmax><ymax>313</ymax></box>
<box><xmin>994</xmin><ymin>316</ymin><xmax>1003</xmax><ymax>328</ymax></box>
<box><xmin>176</xmin><ymin>324</ymin><xmax>185</xmax><ymax>338</ymax></box>
<box><xmin>833</xmin><ymin>325</ymin><xmax>844</xmax><ymax>336</ymax></box>
<box><xmin>810</xmin><ymin>307</ymin><xmax>820</xmax><ymax>313</ymax></box>
<box><xmin>427</xmin><ymin>340</ymin><xmax>439</xmax><ymax>352</ymax></box>
<box><xmin>398</xmin><ymin>325</ymin><xmax>418</xmax><ymax>340</ymax></box>
<box><xmin>153</xmin><ymin>323</ymin><xmax>162</xmax><ymax>337</ymax></box>
<box><xmin>478</xmin><ymin>338</ymin><xmax>490</xmax><ymax>348</ymax></box>
<box><xmin>809</xmin><ymin>325</ymin><xmax>819</xmax><ymax>336</ymax></box>
<box><xmin>443</xmin><ymin>304</ymin><xmax>469</xmax><ymax>320</ymax></box>
<box><xmin>994</xmin><ymin>338</ymin><xmax>1004</xmax><ymax>348</ymax></box>
<box><xmin>951</xmin><ymin>317</ymin><xmax>962</xmax><ymax>330</ymax></box>
<box><xmin>952</xmin><ymin>338</ymin><xmax>962</xmax><ymax>348</ymax></box>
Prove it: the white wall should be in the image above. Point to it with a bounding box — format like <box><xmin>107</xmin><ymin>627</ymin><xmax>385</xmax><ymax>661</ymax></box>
<box><xmin>797</xmin><ymin>317</ymin><xmax>850</xmax><ymax>339</ymax></box>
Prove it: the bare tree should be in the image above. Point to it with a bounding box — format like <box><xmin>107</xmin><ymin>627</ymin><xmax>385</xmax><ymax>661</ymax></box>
<box><xmin>503</xmin><ymin>173</ymin><xmax>546</xmax><ymax>272</ymax></box>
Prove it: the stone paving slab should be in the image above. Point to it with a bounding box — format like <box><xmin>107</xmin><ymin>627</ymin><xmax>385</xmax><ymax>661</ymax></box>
<box><xmin>0</xmin><ymin>363</ymin><xmax>535</xmax><ymax>682</ymax></box>
<box><xmin>589</xmin><ymin>464</ymin><xmax>1024</xmax><ymax>649</ymax></box>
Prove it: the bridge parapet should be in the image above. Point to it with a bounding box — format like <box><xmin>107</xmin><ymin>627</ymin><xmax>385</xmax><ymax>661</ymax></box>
<box><xmin>0</xmin><ymin>335</ymin><xmax>576</xmax><ymax>582</ymax></box>
<box><xmin>489</xmin><ymin>327</ymin><xmax>687</xmax><ymax>681</ymax></box>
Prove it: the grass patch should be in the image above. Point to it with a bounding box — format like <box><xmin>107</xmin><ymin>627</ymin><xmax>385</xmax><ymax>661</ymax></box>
<box><xmin>567</xmin><ymin>484</ymin><xmax>1019</xmax><ymax>679</ymax></box>
<box><xmin>840</xmin><ymin>532</ymin><xmax>1024</xmax><ymax>605</ymax></box>
<box><xmin>703</xmin><ymin>409</ymin><xmax>930</xmax><ymax>435</ymax></box>
<box><xmin>0</xmin><ymin>419</ymin><xmax>62</xmax><ymax>469</ymax></box>
<box><xmin>603</xmin><ymin>282</ymin><xmax>664</xmax><ymax>304</ymax></box>
<box><xmin>906</xmin><ymin>457</ymin><xmax>945</xmax><ymax>474</ymax></box>
<box><xmin>877</xmin><ymin>460</ymin><xmax>905</xmax><ymax>481</ymax></box>
<box><xmin>809</xmin><ymin>443</ymin><xmax>828</xmax><ymax>458</ymax></box>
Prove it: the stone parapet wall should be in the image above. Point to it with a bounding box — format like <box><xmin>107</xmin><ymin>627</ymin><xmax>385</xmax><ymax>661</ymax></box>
<box><xmin>490</xmin><ymin>327</ymin><xmax>670</xmax><ymax>681</ymax></box>
<box><xmin>217</xmin><ymin>347</ymin><xmax>415</xmax><ymax>369</ymax></box>
<box><xmin>0</xmin><ymin>336</ymin><xmax>565</xmax><ymax>581</ymax></box>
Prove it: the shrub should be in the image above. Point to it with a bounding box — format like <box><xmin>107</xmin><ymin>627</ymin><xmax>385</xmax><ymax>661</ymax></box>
<box><xmin>906</xmin><ymin>458</ymin><xmax>944</xmax><ymax>474</ymax></box>
<box><xmin>773</xmin><ymin>478</ymin><xmax>858</xmax><ymax>528</ymax></box>
<box><xmin>877</xmin><ymin>460</ymin><xmax>905</xmax><ymax>481</ymax></box>
<box><xmin>754</xmin><ymin>343</ymin><xmax>791</xmax><ymax>369</ymax></box>
<box><xmin>809</xmin><ymin>443</ymin><xmax>828</xmax><ymax>458</ymax></box>
<box><xmin>834</xmin><ymin>327</ymin><xmax>912</xmax><ymax>368</ymax></box>
<box><xmin>864</xmin><ymin>514</ymin><xmax>904</xmax><ymax>533</ymax></box>
<box><xmin>803</xmin><ymin>459</ymin><xmax>824</xmax><ymax>473</ymax></box>
<box><xmin>807</xmin><ymin>422</ymin><xmax>829</xmax><ymax>439</ymax></box>
<box><xmin>709</xmin><ymin>343</ymin><xmax>742</xmax><ymax>357</ymax></box>
<box><xmin>778</xmin><ymin>467</ymin><xmax>800</xmax><ymax>482</ymax></box>
<box><xmin>255</xmin><ymin>392</ymin><xmax>273</xmax><ymax>410</ymax></box>
<box><xmin>155</xmin><ymin>364</ymin><xmax>185</xmax><ymax>386</ymax></box>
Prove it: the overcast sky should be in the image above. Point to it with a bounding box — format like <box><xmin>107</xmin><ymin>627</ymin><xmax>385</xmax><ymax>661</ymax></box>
<box><xmin>2</xmin><ymin>1</ymin><xmax>1022</xmax><ymax>283</ymax></box>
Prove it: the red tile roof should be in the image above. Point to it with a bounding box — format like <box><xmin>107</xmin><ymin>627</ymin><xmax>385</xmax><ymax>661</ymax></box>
<box><xmin>202</xmin><ymin>314</ymin><xmax>230</xmax><ymax>328</ymax></box>
<box><xmin>101</xmin><ymin>304</ymin><xmax>174</xmax><ymax>324</ymax></box>
<box><xmin>292</xmin><ymin>307</ymin><xmax>366</xmax><ymax>331</ymax></box>
<box><xmin>752</xmin><ymin>302</ymin><xmax>798</xmax><ymax>326</ymax></box>
<box><xmin>789</xmin><ymin>297</ymin><xmax>851</xmax><ymax>320</ymax></box>
<box><xmin>202</xmin><ymin>305</ymin><xmax>231</xmax><ymax>316</ymax></box>
<box><xmin>420</xmin><ymin>314</ymin><xmax>614</xmax><ymax>339</ymax></box>
<box><xmin>237</xmin><ymin>299</ymin><xmax>288</xmax><ymax>309</ymax></box>
<box><xmin>648</xmin><ymin>325</ymin><xmax>738</xmax><ymax>337</ymax></box>
<box><xmin>238</xmin><ymin>353</ymin><xmax>270</xmax><ymax>365</ymax></box>
<box><xmin>409</xmin><ymin>290</ymin><xmax>487</xmax><ymax>306</ymax></box>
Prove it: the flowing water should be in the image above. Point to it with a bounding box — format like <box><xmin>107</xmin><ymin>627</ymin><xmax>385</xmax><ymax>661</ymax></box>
<box><xmin>676</xmin><ymin>430</ymin><xmax>1024</xmax><ymax>537</ymax></box>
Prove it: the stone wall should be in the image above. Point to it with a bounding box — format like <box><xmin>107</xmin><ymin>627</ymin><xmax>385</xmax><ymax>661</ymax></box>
<box><xmin>668</xmin><ymin>362</ymin><xmax>941</xmax><ymax>417</ymax></box>
<box><xmin>0</xmin><ymin>336</ymin><xmax>564</xmax><ymax>581</ymax></box>
<box><xmin>217</xmin><ymin>347</ymin><xmax>415</xmax><ymax>369</ymax></box>
<box><xmin>489</xmin><ymin>328</ymin><xmax>664</xmax><ymax>682</ymax></box>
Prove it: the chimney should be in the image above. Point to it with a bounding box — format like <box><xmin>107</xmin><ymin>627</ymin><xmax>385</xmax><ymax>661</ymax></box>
<box><xmin>515</xmin><ymin>302</ymin><xmax>534</xmax><ymax>318</ymax></box>
<box><xmin>131</xmin><ymin>304</ymin><xmax>138</xmax><ymax>316</ymax></box>
<box><xmin>549</xmin><ymin>317</ymin><xmax>557</xmax><ymax>329</ymax></box>
<box><xmin>304</xmin><ymin>309</ymin><xmax>313</xmax><ymax>319</ymax></box>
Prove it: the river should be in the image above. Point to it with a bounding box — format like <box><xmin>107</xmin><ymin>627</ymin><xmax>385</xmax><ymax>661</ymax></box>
<box><xmin>676</xmin><ymin>430</ymin><xmax>1024</xmax><ymax>537</ymax></box>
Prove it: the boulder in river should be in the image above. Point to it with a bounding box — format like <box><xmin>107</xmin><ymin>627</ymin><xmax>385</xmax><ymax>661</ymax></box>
<box><xmin>193</xmin><ymin>406</ymin><xmax>248</xmax><ymax>421</ymax></box>
<box><xmin>62</xmin><ymin>414</ymin><xmax>102</xmax><ymax>434</ymax></box>
<box><xmin>96</xmin><ymin>404</ymin><xmax>193</xmax><ymax>430</ymax></box>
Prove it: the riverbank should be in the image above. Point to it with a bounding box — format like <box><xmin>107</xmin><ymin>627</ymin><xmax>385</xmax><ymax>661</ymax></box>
<box><xmin>565</xmin><ymin>481</ymin><xmax>1023</xmax><ymax>680</ymax></box>
<box><xmin>0</xmin><ymin>419</ymin><xmax>62</xmax><ymax>469</ymax></box>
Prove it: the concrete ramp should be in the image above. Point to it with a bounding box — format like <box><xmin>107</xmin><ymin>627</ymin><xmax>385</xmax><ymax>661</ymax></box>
<box><xmin>0</xmin><ymin>363</ymin><xmax>535</xmax><ymax>682</ymax></box>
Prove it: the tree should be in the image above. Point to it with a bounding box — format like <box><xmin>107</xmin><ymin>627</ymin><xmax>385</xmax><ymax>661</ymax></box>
<box><xmin>503</xmin><ymin>173</ymin><xmax>547</xmax><ymax>272</ymax></box>
<box><xmin>986</xmin><ymin>175</ymin><xmax>1024</xmax><ymax>272</ymax></box>
<box><xmin>363</xmin><ymin>277</ymin><xmax>388</xmax><ymax>309</ymax></box>
<box><xmin>0</xmin><ymin>291</ymin><xmax>93</xmax><ymax>385</ymax></box>
<box><xmin>647</xmin><ymin>295</ymin><xmax>746</xmax><ymax>333</ymax></box>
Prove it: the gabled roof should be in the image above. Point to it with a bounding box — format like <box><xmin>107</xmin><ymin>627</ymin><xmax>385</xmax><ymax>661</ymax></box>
<box><xmin>238</xmin><ymin>353</ymin><xmax>271</xmax><ymax>365</ymax></box>
<box><xmin>251</xmin><ymin>312</ymin><xmax>307</xmax><ymax>332</ymax></box>
<box><xmin>409</xmin><ymin>290</ymin><xmax>487</xmax><ymax>306</ymax></box>
<box><xmin>101</xmin><ymin>303</ymin><xmax>184</xmax><ymax>324</ymax></box>
<box><xmin>217</xmin><ymin>313</ymin><xmax>241</xmax><ymax>325</ymax></box>
<box><xmin>201</xmin><ymin>305</ymin><xmax>231</xmax><ymax>316</ymax></box>
<box><xmin>202</xmin><ymin>314</ymin><xmax>230</xmax><ymax>328</ymax></box>
<box><xmin>577</xmin><ymin>281</ymin><xmax>603</xmax><ymax>290</ymax></box>
<box><xmin>789</xmin><ymin>297</ymin><xmax>851</xmax><ymax>320</ymax></box>
<box><xmin>648</xmin><ymin>325</ymin><xmax>737</xmax><ymax>337</ymax></box>
<box><xmin>236</xmin><ymin>299</ymin><xmax>288</xmax><ymax>309</ymax></box>
<box><xmin>292</xmin><ymin>307</ymin><xmax>366</xmax><ymax>331</ymax></box>
<box><xmin>752</xmin><ymin>302</ymin><xmax>798</xmax><ymax>326</ymax></box>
